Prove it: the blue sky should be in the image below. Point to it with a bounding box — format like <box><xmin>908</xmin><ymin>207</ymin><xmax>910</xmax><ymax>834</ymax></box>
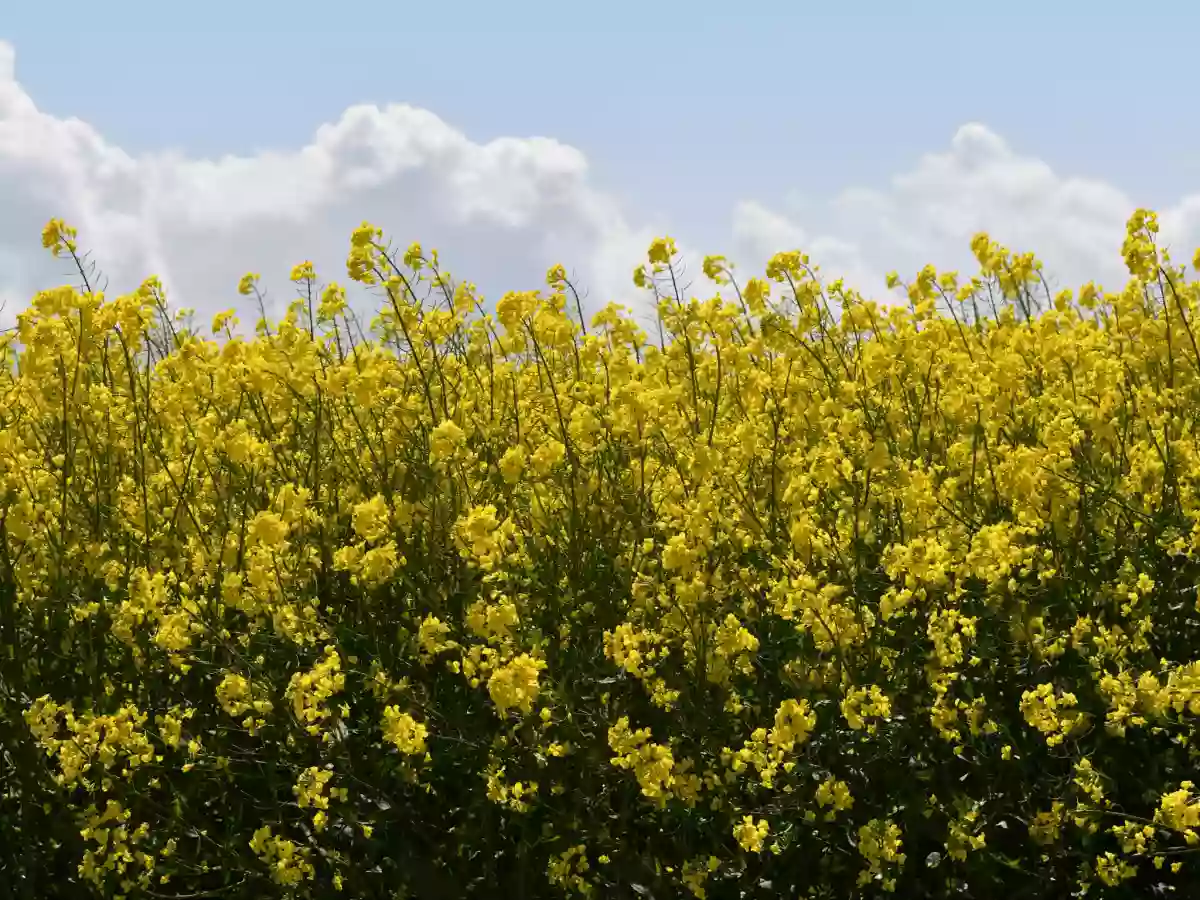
<box><xmin>3</xmin><ymin>1</ymin><xmax>1200</xmax><ymax>329</ymax></box>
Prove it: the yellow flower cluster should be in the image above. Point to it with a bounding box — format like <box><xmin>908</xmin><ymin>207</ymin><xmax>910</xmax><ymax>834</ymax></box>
<box><xmin>840</xmin><ymin>685</ymin><xmax>892</xmax><ymax>733</ymax></box>
<box><xmin>249</xmin><ymin>825</ymin><xmax>315</xmax><ymax>887</ymax></box>
<box><xmin>417</xmin><ymin>613</ymin><xmax>458</xmax><ymax>661</ymax></box>
<box><xmin>815</xmin><ymin>775</ymin><xmax>855</xmax><ymax>820</ymax></box>
<box><xmin>733</xmin><ymin>815</ymin><xmax>770</xmax><ymax>853</ymax></box>
<box><xmin>721</xmin><ymin>698</ymin><xmax>816</xmax><ymax>788</ymax></box>
<box><xmin>77</xmin><ymin>798</ymin><xmax>156</xmax><ymax>890</ymax></box>
<box><xmin>857</xmin><ymin>818</ymin><xmax>906</xmax><ymax>891</ymax></box>
<box><xmin>487</xmin><ymin>651</ymin><xmax>546</xmax><ymax>717</ymax></box>
<box><xmin>1098</xmin><ymin>661</ymin><xmax>1200</xmax><ymax>735</ymax></box>
<box><xmin>464</xmin><ymin>597</ymin><xmax>519</xmax><ymax>644</ymax></box>
<box><xmin>152</xmin><ymin>706</ymin><xmax>193</xmax><ymax>749</ymax></box>
<box><xmin>484</xmin><ymin>759</ymin><xmax>541</xmax><ymax>813</ymax></box>
<box><xmin>10</xmin><ymin>208</ymin><xmax>1200</xmax><ymax>897</ymax></box>
<box><xmin>945</xmin><ymin>804</ymin><xmax>987</xmax><ymax>861</ymax></box>
<box><xmin>608</xmin><ymin>716</ymin><xmax>678</xmax><ymax>802</ymax></box>
<box><xmin>215</xmin><ymin>671</ymin><xmax>274</xmax><ymax>734</ymax></box>
<box><xmin>1019</xmin><ymin>683</ymin><xmax>1086</xmax><ymax>746</ymax></box>
<box><xmin>381</xmin><ymin>706</ymin><xmax>428</xmax><ymax>756</ymax></box>
<box><xmin>1157</xmin><ymin>781</ymin><xmax>1200</xmax><ymax>839</ymax></box>
<box><xmin>456</xmin><ymin>503</ymin><xmax>521</xmax><ymax>570</ymax></box>
<box><xmin>286</xmin><ymin>646</ymin><xmax>346</xmax><ymax>738</ymax></box>
<box><xmin>24</xmin><ymin>698</ymin><xmax>156</xmax><ymax>788</ymax></box>
<box><xmin>293</xmin><ymin>765</ymin><xmax>348</xmax><ymax>832</ymax></box>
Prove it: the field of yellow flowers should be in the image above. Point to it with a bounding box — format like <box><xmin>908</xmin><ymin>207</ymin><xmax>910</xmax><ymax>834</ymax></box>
<box><xmin>3</xmin><ymin>209</ymin><xmax>1200</xmax><ymax>899</ymax></box>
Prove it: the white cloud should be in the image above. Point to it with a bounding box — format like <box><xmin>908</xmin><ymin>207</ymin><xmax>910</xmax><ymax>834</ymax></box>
<box><xmin>6</xmin><ymin>34</ymin><xmax>1200</xmax><ymax>343</ymax></box>
<box><xmin>730</xmin><ymin>200</ymin><xmax>891</xmax><ymax>303</ymax></box>
<box><xmin>0</xmin><ymin>40</ymin><xmax>656</xmax><ymax>334</ymax></box>
<box><xmin>735</xmin><ymin>124</ymin><xmax>1200</xmax><ymax>303</ymax></box>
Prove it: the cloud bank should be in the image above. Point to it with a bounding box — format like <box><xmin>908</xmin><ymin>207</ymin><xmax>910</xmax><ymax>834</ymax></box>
<box><xmin>4</xmin><ymin>39</ymin><xmax>1200</xmax><ymax>337</ymax></box>
<box><xmin>0</xmin><ymin>40</ymin><xmax>654</xmax><ymax>332</ymax></box>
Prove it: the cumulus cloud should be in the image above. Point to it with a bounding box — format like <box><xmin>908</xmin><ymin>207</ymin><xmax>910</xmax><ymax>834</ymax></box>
<box><xmin>6</xmin><ymin>34</ymin><xmax>1200</xmax><ymax>341</ymax></box>
<box><xmin>735</xmin><ymin>124</ymin><xmax>1200</xmax><ymax>303</ymax></box>
<box><xmin>0</xmin><ymin>40</ymin><xmax>656</xmax><ymax>333</ymax></box>
<box><xmin>729</xmin><ymin>200</ymin><xmax>891</xmax><ymax>303</ymax></box>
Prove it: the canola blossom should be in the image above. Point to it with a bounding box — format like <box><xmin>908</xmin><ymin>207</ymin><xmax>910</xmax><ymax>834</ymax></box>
<box><xmin>4</xmin><ymin>211</ymin><xmax>1200</xmax><ymax>897</ymax></box>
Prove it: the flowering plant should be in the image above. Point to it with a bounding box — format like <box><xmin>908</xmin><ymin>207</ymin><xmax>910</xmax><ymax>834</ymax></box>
<box><xmin>2</xmin><ymin>211</ymin><xmax>1200</xmax><ymax>898</ymax></box>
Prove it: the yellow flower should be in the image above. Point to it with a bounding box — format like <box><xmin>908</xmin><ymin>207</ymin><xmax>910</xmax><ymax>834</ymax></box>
<box><xmin>237</xmin><ymin>272</ymin><xmax>260</xmax><ymax>295</ymax></box>
<box><xmin>318</xmin><ymin>283</ymin><xmax>347</xmax><ymax>320</ymax></box>
<box><xmin>702</xmin><ymin>255</ymin><xmax>728</xmax><ymax>283</ymax></box>
<box><xmin>430</xmin><ymin>419</ymin><xmax>467</xmax><ymax>462</ymax></box>
<box><xmin>290</xmin><ymin>261</ymin><xmax>316</xmax><ymax>283</ymax></box>
<box><xmin>647</xmin><ymin>236</ymin><xmax>677</xmax><ymax>266</ymax></box>
<box><xmin>247</xmin><ymin>510</ymin><xmax>289</xmax><ymax>547</ymax></box>
<box><xmin>733</xmin><ymin>816</ymin><xmax>769</xmax><ymax>853</ymax></box>
<box><xmin>352</xmin><ymin>494</ymin><xmax>391</xmax><ymax>542</ymax></box>
<box><xmin>488</xmin><ymin>653</ymin><xmax>546</xmax><ymax>717</ymax></box>
<box><xmin>382</xmin><ymin>706</ymin><xmax>428</xmax><ymax>755</ymax></box>
<box><xmin>41</xmin><ymin>217</ymin><xmax>78</xmax><ymax>256</ymax></box>
<box><xmin>499</xmin><ymin>446</ymin><xmax>526</xmax><ymax>483</ymax></box>
<box><xmin>211</xmin><ymin>308</ymin><xmax>238</xmax><ymax>334</ymax></box>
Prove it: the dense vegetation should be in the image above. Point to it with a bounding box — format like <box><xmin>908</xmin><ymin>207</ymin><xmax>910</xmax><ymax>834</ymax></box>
<box><xmin>3</xmin><ymin>211</ymin><xmax>1200</xmax><ymax>898</ymax></box>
